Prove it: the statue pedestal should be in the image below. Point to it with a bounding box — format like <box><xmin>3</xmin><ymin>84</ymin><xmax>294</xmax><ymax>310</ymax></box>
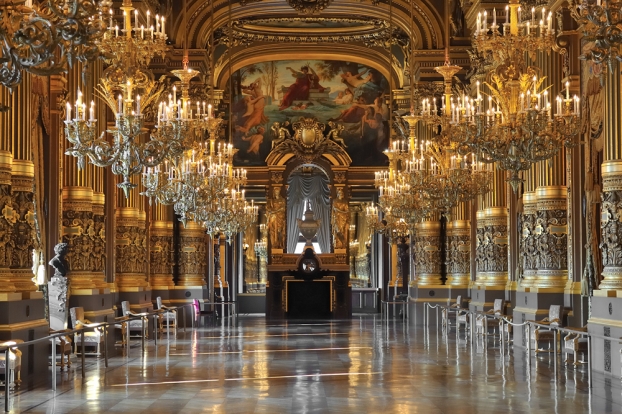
<box><xmin>48</xmin><ymin>276</ymin><xmax>69</xmax><ymax>330</ymax></box>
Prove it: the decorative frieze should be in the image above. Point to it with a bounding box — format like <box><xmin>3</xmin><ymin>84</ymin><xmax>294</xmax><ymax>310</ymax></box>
<box><xmin>476</xmin><ymin>207</ymin><xmax>508</xmax><ymax>286</ymax></box>
<box><xmin>149</xmin><ymin>220</ymin><xmax>174</xmax><ymax>289</ymax></box>
<box><xmin>414</xmin><ymin>220</ymin><xmax>441</xmax><ymax>286</ymax></box>
<box><xmin>178</xmin><ymin>222</ymin><xmax>207</xmax><ymax>287</ymax></box>
<box><xmin>520</xmin><ymin>191</ymin><xmax>538</xmax><ymax>287</ymax></box>
<box><xmin>115</xmin><ymin>208</ymin><xmax>148</xmax><ymax>290</ymax></box>
<box><xmin>446</xmin><ymin>220</ymin><xmax>470</xmax><ymax>287</ymax></box>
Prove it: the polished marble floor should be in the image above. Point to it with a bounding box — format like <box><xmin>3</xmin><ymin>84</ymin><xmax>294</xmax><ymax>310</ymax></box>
<box><xmin>4</xmin><ymin>315</ymin><xmax>621</xmax><ymax>413</ymax></box>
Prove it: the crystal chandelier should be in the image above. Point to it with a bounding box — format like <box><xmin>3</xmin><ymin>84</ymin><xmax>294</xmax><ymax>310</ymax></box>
<box><xmin>569</xmin><ymin>0</ymin><xmax>622</xmax><ymax>65</ymax></box>
<box><xmin>452</xmin><ymin>0</ymin><xmax>581</xmax><ymax>190</ymax></box>
<box><xmin>0</xmin><ymin>0</ymin><xmax>110</xmax><ymax>91</ymax></box>
<box><xmin>64</xmin><ymin>0</ymin><xmax>169</xmax><ymax>196</ymax></box>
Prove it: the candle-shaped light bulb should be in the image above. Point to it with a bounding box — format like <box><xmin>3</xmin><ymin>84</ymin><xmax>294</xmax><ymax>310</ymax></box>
<box><xmin>66</xmin><ymin>102</ymin><xmax>71</xmax><ymax>122</ymax></box>
<box><xmin>565</xmin><ymin>81</ymin><xmax>570</xmax><ymax>100</ymax></box>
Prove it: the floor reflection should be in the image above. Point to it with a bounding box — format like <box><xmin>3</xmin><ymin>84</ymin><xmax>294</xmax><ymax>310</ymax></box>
<box><xmin>6</xmin><ymin>315</ymin><xmax>620</xmax><ymax>413</ymax></box>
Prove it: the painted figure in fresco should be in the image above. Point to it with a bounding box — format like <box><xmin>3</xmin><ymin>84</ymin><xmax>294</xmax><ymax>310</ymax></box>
<box><xmin>334</xmin><ymin>89</ymin><xmax>353</xmax><ymax>105</ymax></box>
<box><xmin>266</xmin><ymin>187</ymin><xmax>286</xmax><ymax>250</ymax></box>
<box><xmin>279</xmin><ymin>66</ymin><xmax>324</xmax><ymax>110</ymax></box>
<box><xmin>242</xmin><ymin>126</ymin><xmax>265</xmax><ymax>156</ymax></box>
<box><xmin>330</xmin><ymin>96</ymin><xmax>368</xmax><ymax>123</ymax></box>
<box><xmin>327</xmin><ymin>121</ymin><xmax>347</xmax><ymax>147</ymax></box>
<box><xmin>332</xmin><ymin>187</ymin><xmax>349</xmax><ymax>250</ymax></box>
<box><xmin>271</xmin><ymin>121</ymin><xmax>291</xmax><ymax>149</ymax></box>
<box><xmin>236</xmin><ymin>78</ymin><xmax>268</xmax><ymax>134</ymax></box>
<box><xmin>49</xmin><ymin>243</ymin><xmax>69</xmax><ymax>278</ymax></box>
<box><xmin>340</xmin><ymin>70</ymin><xmax>372</xmax><ymax>89</ymax></box>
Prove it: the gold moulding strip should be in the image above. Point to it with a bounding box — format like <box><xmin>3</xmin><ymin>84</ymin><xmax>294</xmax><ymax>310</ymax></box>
<box><xmin>62</xmin><ymin>186</ymin><xmax>94</xmax><ymax>204</ymax></box>
<box><xmin>476</xmin><ymin>210</ymin><xmax>486</xmax><ymax>229</ymax></box>
<box><xmin>92</xmin><ymin>192</ymin><xmax>105</xmax><ymax>215</ymax></box>
<box><xmin>0</xmin><ymin>151</ymin><xmax>12</xmax><ymax>185</ymax></box>
<box><xmin>602</xmin><ymin>160</ymin><xmax>622</xmax><ymax>192</ymax></box>
<box><xmin>150</xmin><ymin>220</ymin><xmax>173</xmax><ymax>232</ymax></box>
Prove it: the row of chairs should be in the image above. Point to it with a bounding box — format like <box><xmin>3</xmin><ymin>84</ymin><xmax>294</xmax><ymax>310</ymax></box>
<box><xmin>1</xmin><ymin>298</ymin><xmax>216</xmax><ymax>388</ymax></box>
<box><xmin>441</xmin><ymin>296</ymin><xmax>587</xmax><ymax>365</ymax></box>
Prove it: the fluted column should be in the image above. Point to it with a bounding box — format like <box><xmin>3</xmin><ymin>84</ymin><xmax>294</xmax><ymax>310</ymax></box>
<box><xmin>599</xmin><ymin>60</ymin><xmax>622</xmax><ymax>290</ymax></box>
<box><xmin>446</xmin><ymin>202</ymin><xmax>470</xmax><ymax>287</ymax></box>
<box><xmin>149</xmin><ymin>204</ymin><xmax>174</xmax><ymax>290</ymax></box>
<box><xmin>178</xmin><ymin>222</ymin><xmax>207</xmax><ymax>287</ymax></box>
<box><xmin>476</xmin><ymin>168</ymin><xmax>508</xmax><ymax>287</ymax></box>
<box><xmin>114</xmin><ymin>162</ymin><xmax>148</xmax><ymax>292</ymax></box>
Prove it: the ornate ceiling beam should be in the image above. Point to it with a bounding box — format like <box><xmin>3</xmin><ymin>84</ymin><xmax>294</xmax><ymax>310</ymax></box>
<box><xmin>169</xmin><ymin>0</ymin><xmax>444</xmax><ymax>51</ymax></box>
<box><xmin>214</xmin><ymin>43</ymin><xmax>403</xmax><ymax>90</ymax></box>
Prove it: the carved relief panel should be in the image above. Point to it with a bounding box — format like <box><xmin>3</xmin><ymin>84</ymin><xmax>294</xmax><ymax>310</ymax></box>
<box><xmin>115</xmin><ymin>225</ymin><xmax>147</xmax><ymax>274</ymax></box>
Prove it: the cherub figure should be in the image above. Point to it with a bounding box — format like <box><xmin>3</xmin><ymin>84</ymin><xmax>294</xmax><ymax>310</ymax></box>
<box><xmin>327</xmin><ymin>121</ymin><xmax>347</xmax><ymax>147</ymax></box>
<box><xmin>271</xmin><ymin>121</ymin><xmax>292</xmax><ymax>149</ymax></box>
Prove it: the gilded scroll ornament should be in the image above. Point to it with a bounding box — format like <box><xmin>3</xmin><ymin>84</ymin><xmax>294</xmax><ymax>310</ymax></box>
<box><xmin>115</xmin><ymin>226</ymin><xmax>147</xmax><ymax>274</ymax></box>
<box><xmin>413</xmin><ymin>235</ymin><xmax>442</xmax><ymax>275</ymax></box>
<box><xmin>536</xmin><ymin>209</ymin><xmax>568</xmax><ymax>270</ymax></box>
<box><xmin>287</xmin><ymin>0</ymin><xmax>332</xmax><ymax>14</ymax></box>
<box><xmin>447</xmin><ymin>234</ymin><xmax>470</xmax><ymax>275</ymax></box>
<box><xmin>600</xmin><ymin>190</ymin><xmax>622</xmax><ymax>268</ymax></box>
<box><xmin>269</xmin><ymin>117</ymin><xmax>347</xmax><ymax>164</ymax></box>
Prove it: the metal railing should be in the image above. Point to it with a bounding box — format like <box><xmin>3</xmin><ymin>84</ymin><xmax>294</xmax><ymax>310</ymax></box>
<box><xmin>0</xmin><ymin>302</ymin><xmax>196</xmax><ymax>413</ymax></box>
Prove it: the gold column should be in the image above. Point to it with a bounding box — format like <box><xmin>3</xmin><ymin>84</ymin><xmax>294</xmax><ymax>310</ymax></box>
<box><xmin>115</xmin><ymin>176</ymin><xmax>149</xmax><ymax>291</ymax></box>
<box><xmin>446</xmin><ymin>202</ymin><xmax>470</xmax><ymax>287</ymax></box>
<box><xmin>7</xmin><ymin>75</ymin><xmax>38</xmax><ymax>294</ymax></box>
<box><xmin>149</xmin><ymin>203</ymin><xmax>174</xmax><ymax>290</ymax></box>
<box><xmin>414</xmin><ymin>215</ymin><xmax>442</xmax><ymax>286</ymax></box>
<box><xmin>532</xmin><ymin>155</ymin><xmax>568</xmax><ymax>288</ymax></box>
<box><xmin>0</xmin><ymin>149</ymin><xmax>15</xmax><ymax>294</ymax></box>
<box><xmin>599</xmin><ymin>60</ymin><xmax>622</xmax><ymax>290</ymax></box>
<box><xmin>177</xmin><ymin>222</ymin><xmax>207</xmax><ymax>287</ymax></box>
<box><xmin>520</xmin><ymin>189</ymin><xmax>538</xmax><ymax>287</ymax></box>
<box><xmin>476</xmin><ymin>168</ymin><xmax>509</xmax><ymax>286</ymax></box>
<box><xmin>62</xmin><ymin>63</ymin><xmax>107</xmax><ymax>292</ymax></box>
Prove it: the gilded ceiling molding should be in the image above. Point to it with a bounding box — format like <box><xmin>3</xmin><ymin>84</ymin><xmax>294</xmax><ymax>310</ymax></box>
<box><xmin>287</xmin><ymin>0</ymin><xmax>332</xmax><ymax>14</ymax></box>
<box><xmin>179</xmin><ymin>0</ymin><xmax>442</xmax><ymax>51</ymax></box>
<box><xmin>214</xmin><ymin>43</ymin><xmax>403</xmax><ymax>90</ymax></box>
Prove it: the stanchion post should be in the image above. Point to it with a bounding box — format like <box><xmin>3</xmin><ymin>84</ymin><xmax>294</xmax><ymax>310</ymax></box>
<box><xmin>553</xmin><ymin>328</ymin><xmax>558</xmax><ymax>377</ymax></box>
<box><xmin>126</xmin><ymin>322</ymin><xmax>131</xmax><ymax>357</ymax></box>
<box><xmin>182</xmin><ymin>307</ymin><xmax>186</xmax><ymax>332</ymax></box>
<box><xmin>4</xmin><ymin>348</ymin><xmax>9</xmax><ymax>412</ymax></box>
<box><xmin>81</xmin><ymin>331</ymin><xmax>85</xmax><ymax>379</ymax></box>
<box><xmin>153</xmin><ymin>315</ymin><xmax>158</xmax><ymax>345</ymax></box>
<box><xmin>103</xmin><ymin>326</ymin><xmax>108</xmax><ymax>368</ymax></box>
<box><xmin>141</xmin><ymin>318</ymin><xmax>145</xmax><ymax>353</ymax></box>
<box><xmin>51</xmin><ymin>339</ymin><xmax>57</xmax><ymax>391</ymax></box>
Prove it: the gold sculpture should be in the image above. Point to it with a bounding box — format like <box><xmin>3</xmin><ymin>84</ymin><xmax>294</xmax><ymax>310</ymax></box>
<box><xmin>332</xmin><ymin>187</ymin><xmax>349</xmax><ymax>249</ymax></box>
<box><xmin>266</xmin><ymin>187</ymin><xmax>286</xmax><ymax>250</ymax></box>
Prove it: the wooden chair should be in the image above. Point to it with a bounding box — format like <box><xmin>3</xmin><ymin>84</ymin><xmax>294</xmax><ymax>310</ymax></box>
<box><xmin>193</xmin><ymin>299</ymin><xmax>215</xmax><ymax>327</ymax></box>
<box><xmin>156</xmin><ymin>297</ymin><xmax>177</xmax><ymax>333</ymax></box>
<box><xmin>120</xmin><ymin>301</ymin><xmax>149</xmax><ymax>339</ymax></box>
<box><xmin>442</xmin><ymin>296</ymin><xmax>469</xmax><ymax>333</ymax></box>
<box><xmin>529</xmin><ymin>305</ymin><xmax>562</xmax><ymax>354</ymax></box>
<box><xmin>49</xmin><ymin>329</ymin><xmax>72</xmax><ymax>370</ymax></box>
<box><xmin>70</xmin><ymin>307</ymin><xmax>105</xmax><ymax>356</ymax></box>
<box><xmin>0</xmin><ymin>340</ymin><xmax>22</xmax><ymax>389</ymax></box>
<box><xmin>475</xmin><ymin>299</ymin><xmax>510</xmax><ymax>338</ymax></box>
<box><xmin>563</xmin><ymin>326</ymin><xmax>588</xmax><ymax>365</ymax></box>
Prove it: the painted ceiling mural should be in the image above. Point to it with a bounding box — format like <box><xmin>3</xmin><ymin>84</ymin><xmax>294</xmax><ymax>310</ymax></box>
<box><xmin>230</xmin><ymin>59</ymin><xmax>390</xmax><ymax>166</ymax></box>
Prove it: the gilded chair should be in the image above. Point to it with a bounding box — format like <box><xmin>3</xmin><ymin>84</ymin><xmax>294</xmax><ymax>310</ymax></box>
<box><xmin>442</xmin><ymin>295</ymin><xmax>469</xmax><ymax>333</ymax></box>
<box><xmin>156</xmin><ymin>297</ymin><xmax>177</xmax><ymax>333</ymax></box>
<box><xmin>120</xmin><ymin>301</ymin><xmax>148</xmax><ymax>339</ymax></box>
<box><xmin>475</xmin><ymin>299</ymin><xmax>510</xmax><ymax>338</ymax></box>
<box><xmin>529</xmin><ymin>305</ymin><xmax>562</xmax><ymax>354</ymax></box>
<box><xmin>193</xmin><ymin>299</ymin><xmax>215</xmax><ymax>327</ymax></box>
<box><xmin>49</xmin><ymin>329</ymin><xmax>72</xmax><ymax>370</ymax></box>
<box><xmin>0</xmin><ymin>340</ymin><xmax>22</xmax><ymax>389</ymax></box>
<box><xmin>70</xmin><ymin>307</ymin><xmax>105</xmax><ymax>356</ymax></box>
<box><xmin>563</xmin><ymin>326</ymin><xmax>588</xmax><ymax>365</ymax></box>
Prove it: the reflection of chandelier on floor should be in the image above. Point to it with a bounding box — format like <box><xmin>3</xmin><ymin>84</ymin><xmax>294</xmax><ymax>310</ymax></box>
<box><xmin>453</xmin><ymin>0</ymin><xmax>581</xmax><ymax>191</ymax></box>
<box><xmin>64</xmin><ymin>0</ymin><xmax>169</xmax><ymax>196</ymax></box>
<box><xmin>0</xmin><ymin>0</ymin><xmax>110</xmax><ymax>90</ymax></box>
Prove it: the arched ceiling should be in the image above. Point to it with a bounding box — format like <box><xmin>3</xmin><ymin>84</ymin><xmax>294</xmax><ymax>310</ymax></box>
<box><xmin>164</xmin><ymin>0</ymin><xmax>457</xmax><ymax>86</ymax></box>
